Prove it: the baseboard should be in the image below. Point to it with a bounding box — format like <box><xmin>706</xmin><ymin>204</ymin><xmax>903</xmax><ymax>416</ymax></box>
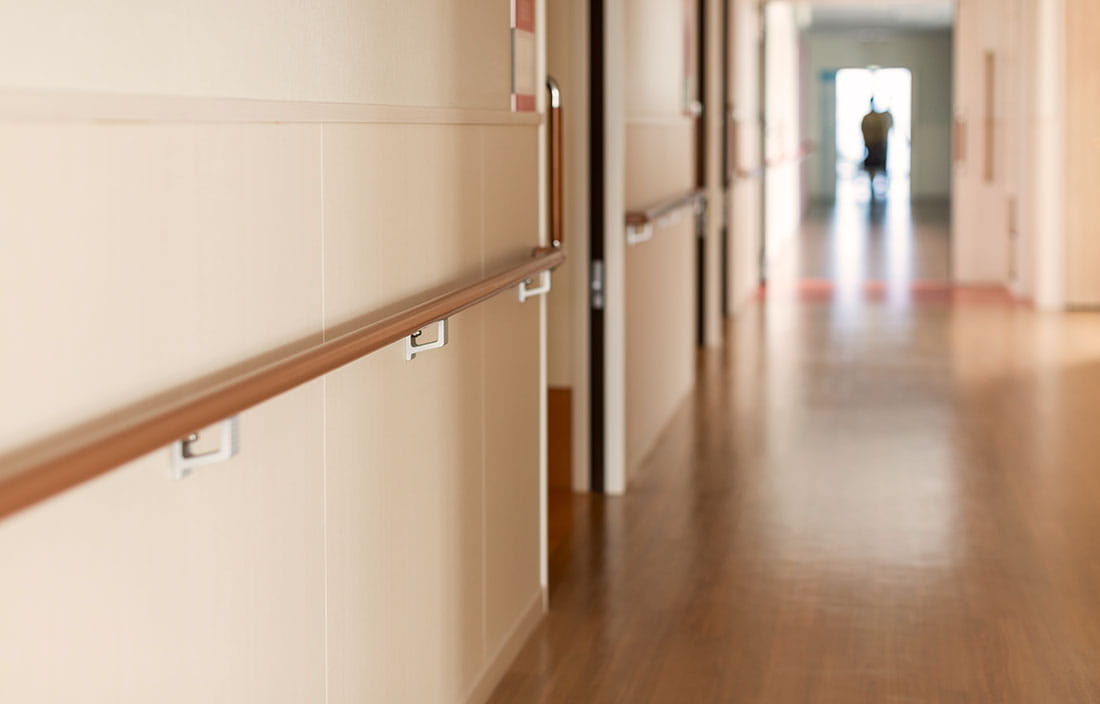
<box><xmin>951</xmin><ymin>279</ymin><xmax>1007</xmax><ymax>288</ymax></box>
<box><xmin>463</xmin><ymin>587</ymin><xmax>546</xmax><ymax>704</ymax></box>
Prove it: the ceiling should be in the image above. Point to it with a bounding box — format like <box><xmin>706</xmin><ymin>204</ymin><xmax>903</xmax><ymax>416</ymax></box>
<box><xmin>807</xmin><ymin>2</ymin><xmax>955</xmax><ymax>30</ymax></box>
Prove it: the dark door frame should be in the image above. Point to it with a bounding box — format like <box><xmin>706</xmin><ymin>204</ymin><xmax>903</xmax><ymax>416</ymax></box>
<box><xmin>588</xmin><ymin>0</ymin><xmax>606</xmax><ymax>493</ymax></box>
<box><xmin>695</xmin><ymin>0</ymin><xmax>707</xmax><ymax>347</ymax></box>
<box><xmin>720</xmin><ymin>0</ymin><xmax>731</xmax><ymax>317</ymax></box>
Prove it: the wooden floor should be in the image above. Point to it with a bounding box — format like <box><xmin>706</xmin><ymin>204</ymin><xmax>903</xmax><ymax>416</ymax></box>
<box><xmin>491</xmin><ymin>185</ymin><xmax>1100</xmax><ymax>702</ymax></box>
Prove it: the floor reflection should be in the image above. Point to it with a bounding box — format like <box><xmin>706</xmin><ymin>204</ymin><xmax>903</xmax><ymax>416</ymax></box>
<box><xmin>796</xmin><ymin>174</ymin><xmax>949</xmax><ymax>296</ymax></box>
<box><xmin>759</xmin><ymin>176</ymin><xmax>958</xmax><ymax>571</ymax></box>
<box><xmin>493</xmin><ymin>181</ymin><xmax>1100</xmax><ymax>702</ymax></box>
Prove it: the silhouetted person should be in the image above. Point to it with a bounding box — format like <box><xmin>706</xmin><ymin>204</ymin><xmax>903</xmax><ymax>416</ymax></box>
<box><xmin>861</xmin><ymin>98</ymin><xmax>894</xmax><ymax>197</ymax></box>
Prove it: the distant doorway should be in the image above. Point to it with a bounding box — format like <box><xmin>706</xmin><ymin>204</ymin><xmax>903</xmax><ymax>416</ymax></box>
<box><xmin>835</xmin><ymin>68</ymin><xmax>912</xmax><ymax>197</ymax></box>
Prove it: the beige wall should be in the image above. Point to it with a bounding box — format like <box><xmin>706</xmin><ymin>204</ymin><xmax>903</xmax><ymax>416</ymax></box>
<box><xmin>624</xmin><ymin>122</ymin><xmax>697</xmax><ymax>475</ymax></box>
<box><xmin>951</xmin><ymin>0</ymin><xmax>1084</xmax><ymax>309</ymax></box>
<box><xmin>0</xmin><ymin>2</ymin><xmax>545</xmax><ymax>702</ymax></box>
<box><xmin>546</xmin><ymin>0</ymin><xmax>579</xmax><ymax>388</ymax></box>
<box><xmin>625</xmin><ymin>0</ymin><xmax>690</xmax><ymax>119</ymax></box>
<box><xmin>1025</xmin><ymin>0</ymin><xmax>1065</xmax><ymax>309</ymax></box>
<box><xmin>763</xmin><ymin>1</ymin><xmax>803</xmax><ymax>267</ymax></box>
<box><xmin>728</xmin><ymin>0</ymin><xmax>764</xmax><ymax>313</ymax></box>
<box><xmin>623</xmin><ymin>0</ymin><xmax>699</xmax><ymax>478</ymax></box>
<box><xmin>952</xmin><ymin>0</ymin><xmax>1021</xmax><ymax>286</ymax></box>
<box><xmin>1063</xmin><ymin>0</ymin><xmax>1100</xmax><ymax>306</ymax></box>
<box><xmin>0</xmin><ymin>1</ymin><xmax>510</xmax><ymax>109</ymax></box>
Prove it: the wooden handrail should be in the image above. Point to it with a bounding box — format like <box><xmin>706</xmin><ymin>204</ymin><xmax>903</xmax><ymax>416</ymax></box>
<box><xmin>735</xmin><ymin>141</ymin><xmax>816</xmax><ymax>179</ymax></box>
<box><xmin>624</xmin><ymin>188</ymin><xmax>706</xmax><ymax>228</ymax></box>
<box><xmin>953</xmin><ymin>117</ymin><xmax>967</xmax><ymax>165</ymax></box>
<box><xmin>0</xmin><ymin>248</ymin><xmax>565</xmax><ymax>521</ymax></box>
<box><xmin>547</xmin><ymin>77</ymin><xmax>564</xmax><ymax>249</ymax></box>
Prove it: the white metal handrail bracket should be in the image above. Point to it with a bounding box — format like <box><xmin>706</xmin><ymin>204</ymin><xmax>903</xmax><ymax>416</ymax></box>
<box><xmin>626</xmin><ymin>223</ymin><xmax>654</xmax><ymax>246</ymax></box>
<box><xmin>405</xmin><ymin>319</ymin><xmax>450</xmax><ymax>360</ymax></box>
<box><xmin>518</xmin><ymin>270</ymin><xmax>552</xmax><ymax>302</ymax></box>
<box><xmin>171</xmin><ymin>416</ymin><xmax>240</xmax><ymax>479</ymax></box>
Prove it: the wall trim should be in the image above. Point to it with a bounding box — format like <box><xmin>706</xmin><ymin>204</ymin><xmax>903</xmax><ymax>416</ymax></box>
<box><xmin>625</xmin><ymin>113</ymin><xmax>695</xmax><ymax>127</ymax></box>
<box><xmin>463</xmin><ymin>588</ymin><xmax>545</xmax><ymax>704</ymax></box>
<box><xmin>0</xmin><ymin>88</ymin><xmax>543</xmax><ymax>126</ymax></box>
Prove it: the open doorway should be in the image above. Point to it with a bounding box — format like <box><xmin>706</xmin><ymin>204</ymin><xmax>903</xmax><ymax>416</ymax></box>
<box><xmin>835</xmin><ymin>67</ymin><xmax>912</xmax><ymax>199</ymax></box>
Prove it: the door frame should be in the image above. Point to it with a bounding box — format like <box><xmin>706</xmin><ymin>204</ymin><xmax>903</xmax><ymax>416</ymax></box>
<box><xmin>588</xmin><ymin>0</ymin><xmax>607</xmax><ymax>493</ymax></box>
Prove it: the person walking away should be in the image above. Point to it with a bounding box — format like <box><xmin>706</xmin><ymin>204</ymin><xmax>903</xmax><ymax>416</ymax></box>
<box><xmin>861</xmin><ymin>98</ymin><xmax>894</xmax><ymax>197</ymax></box>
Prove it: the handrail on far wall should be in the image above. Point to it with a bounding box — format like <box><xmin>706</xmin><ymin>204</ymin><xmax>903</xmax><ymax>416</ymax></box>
<box><xmin>625</xmin><ymin>188</ymin><xmax>706</xmax><ymax>228</ymax></box>
<box><xmin>0</xmin><ymin>247</ymin><xmax>565</xmax><ymax>522</ymax></box>
<box><xmin>735</xmin><ymin>140</ymin><xmax>816</xmax><ymax>180</ymax></box>
<box><xmin>624</xmin><ymin>188</ymin><xmax>706</xmax><ymax>246</ymax></box>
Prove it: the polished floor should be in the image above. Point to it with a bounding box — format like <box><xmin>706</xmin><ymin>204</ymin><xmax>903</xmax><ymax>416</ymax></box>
<box><xmin>798</xmin><ymin>177</ymin><xmax>950</xmax><ymax>283</ymax></box>
<box><xmin>491</xmin><ymin>182</ymin><xmax>1100</xmax><ymax>702</ymax></box>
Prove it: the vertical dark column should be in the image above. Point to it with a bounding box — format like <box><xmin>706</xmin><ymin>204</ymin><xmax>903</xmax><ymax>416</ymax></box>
<box><xmin>720</xmin><ymin>0</ymin><xmax>730</xmax><ymax>317</ymax></box>
<box><xmin>695</xmin><ymin>0</ymin><xmax>707</xmax><ymax>346</ymax></box>
<box><xmin>589</xmin><ymin>0</ymin><xmax>606</xmax><ymax>493</ymax></box>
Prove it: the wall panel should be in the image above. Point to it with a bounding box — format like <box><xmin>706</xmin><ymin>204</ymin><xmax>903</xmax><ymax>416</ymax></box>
<box><xmin>324</xmin><ymin>309</ymin><xmax>486</xmax><ymax>703</ymax></box>
<box><xmin>0</xmin><ymin>1</ymin><xmax>512</xmax><ymax>110</ymax></box>
<box><xmin>0</xmin><ymin>123</ymin><xmax>324</xmax><ymax>454</ymax></box>
<box><xmin>728</xmin><ymin>0</ymin><xmax>763</xmax><ymax>313</ymax></box>
<box><xmin>321</xmin><ymin>124</ymin><xmax>485</xmax><ymax>325</ymax></box>
<box><xmin>483</xmin><ymin>293</ymin><xmax>542</xmax><ymax>647</ymax></box>
<box><xmin>0</xmin><ymin>383</ymin><xmax>327</xmax><ymax>703</ymax></box>
<box><xmin>320</xmin><ymin>118</ymin><xmax>543</xmax><ymax>700</ymax></box>
<box><xmin>624</xmin><ymin>122</ymin><xmax>696</xmax><ymax>475</ymax></box>
<box><xmin>620</xmin><ymin>0</ymin><xmax>698</xmax><ymax>481</ymax></box>
<box><xmin>1063</xmin><ymin>0</ymin><xmax>1100</xmax><ymax>306</ymax></box>
<box><xmin>0</xmin><ymin>1</ymin><xmax>547</xmax><ymax>702</ymax></box>
<box><xmin>763</xmin><ymin>1</ymin><xmax>802</xmax><ymax>265</ymax></box>
<box><xmin>952</xmin><ymin>0</ymin><xmax>1019</xmax><ymax>286</ymax></box>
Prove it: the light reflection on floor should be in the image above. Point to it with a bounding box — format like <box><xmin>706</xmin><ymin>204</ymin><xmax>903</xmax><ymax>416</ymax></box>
<box><xmin>757</xmin><ymin>178</ymin><xmax>960</xmax><ymax>569</ymax></box>
<box><xmin>775</xmin><ymin>174</ymin><xmax>950</xmax><ymax>306</ymax></box>
<box><xmin>496</xmin><ymin>172</ymin><xmax>1100</xmax><ymax>702</ymax></box>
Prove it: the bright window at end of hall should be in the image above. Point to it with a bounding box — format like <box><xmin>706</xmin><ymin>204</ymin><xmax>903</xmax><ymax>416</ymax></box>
<box><xmin>835</xmin><ymin>67</ymin><xmax>913</xmax><ymax>179</ymax></box>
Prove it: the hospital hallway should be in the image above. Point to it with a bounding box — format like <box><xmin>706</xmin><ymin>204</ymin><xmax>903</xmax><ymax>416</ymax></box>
<box><xmin>490</xmin><ymin>185</ymin><xmax>1100</xmax><ymax>702</ymax></box>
